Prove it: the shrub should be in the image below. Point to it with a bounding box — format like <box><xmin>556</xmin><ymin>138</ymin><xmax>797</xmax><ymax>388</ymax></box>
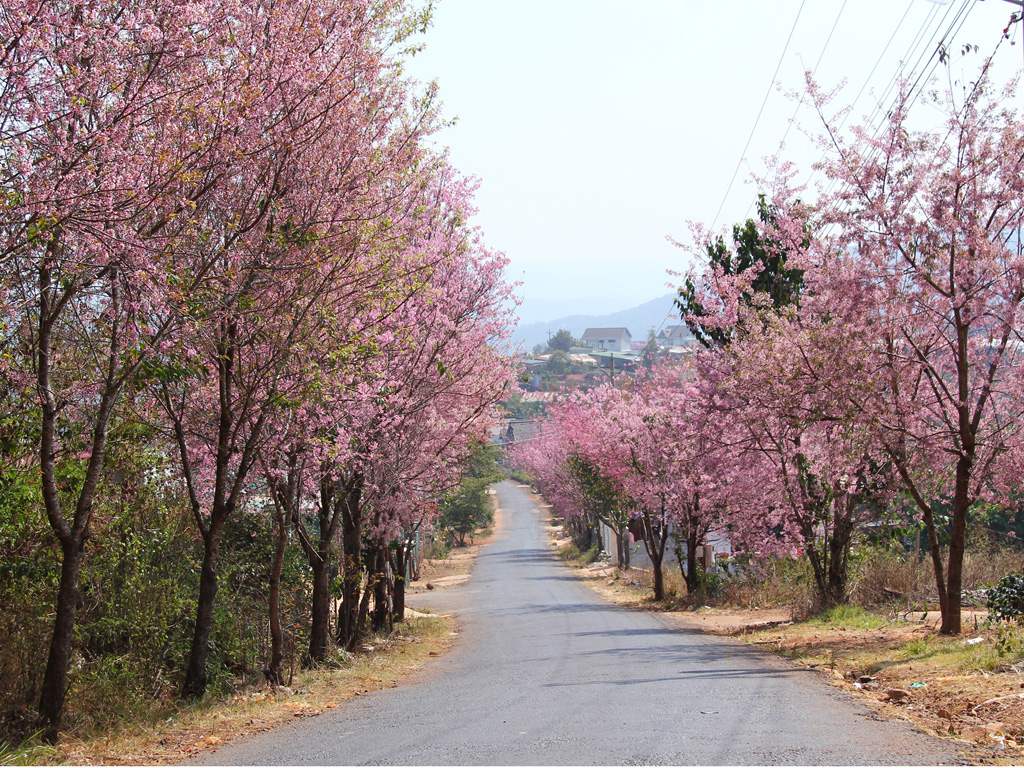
<box><xmin>987</xmin><ymin>573</ymin><xmax>1024</xmax><ymax>623</ymax></box>
<box><xmin>716</xmin><ymin>555</ymin><xmax>815</xmax><ymax>615</ymax></box>
<box><xmin>508</xmin><ymin>469</ymin><xmax>533</xmax><ymax>485</ymax></box>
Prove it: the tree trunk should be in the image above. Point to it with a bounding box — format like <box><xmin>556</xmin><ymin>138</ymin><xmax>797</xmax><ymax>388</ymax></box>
<box><xmin>354</xmin><ymin>567</ymin><xmax>373</xmax><ymax>648</ymax></box>
<box><xmin>640</xmin><ymin>505</ymin><xmax>669</xmax><ymax>602</ymax></box>
<box><xmin>338</xmin><ymin>512</ymin><xmax>362</xmax><ymax>648</ymax></box>
<box><xmin>685</xmin><ymin>527</ymin><xmax>702</xmax><ymax>600</ymax></box>
<box><xmin>824</xmin><ymin>496</ymin><xmax>855</xmax><ymax>609</ymax></box>
<box><xmin>307</xmin><ymin>560</ymin><xmax>331</xmax><ymax>665</ymax></box>
<box><xmin>391</xmin><ymin>544</ymin><xmax>407</xmax><ymax>623</ymax></box>
<box><xmin>372</xmin><ymin>547</ymin><xmax>391</xmax><ymax>634</ymax></box>
<box><xmin>36</xmin><ymin>261</ymin><xmax>122</xmax><ymax>738</ymax></box>
<box><xmin>651</xmin><ymin>552</ymin><xmax>664</xmax><ymax>601</ymax></box>
<box><xmin>266</xmin><ymin>505</ymin><xmax>287</xmax><ymax>685</ymax></box>
<box><xmin>183</xmin><ymin>528</ymin><xmax>222</xmax><ymax>698</ymax></box>
<box><xmin>942</xmin><ymin>459</ymin><xmax>970</xmax><ymax>635</ymax></box>
<box><xmin>38</xmin><ymin>538</ymin><xmax>83</xmax><ymax>740</ymax></box>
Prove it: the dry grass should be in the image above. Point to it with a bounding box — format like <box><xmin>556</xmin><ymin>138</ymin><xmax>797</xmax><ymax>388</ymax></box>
<box><xmin>743</xmin><ymin>612</ymin><xmax>1024</xmax><ymax>762</ymax></box>
<box><xmin>853</xmin><ymin>547</ymin><xmax>1024</xmax><ymax>613</ymax></box>
<box><xmin>36</xmin><ymin>616</ymin><xmax>455</xmax><ymax>765</ymax></box>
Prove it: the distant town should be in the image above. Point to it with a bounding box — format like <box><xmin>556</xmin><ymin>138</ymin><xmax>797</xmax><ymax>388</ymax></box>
<box><xmin>517</xmin><ymin>322</ymin><xmax>696</xmax><ymax>400</ymax></box>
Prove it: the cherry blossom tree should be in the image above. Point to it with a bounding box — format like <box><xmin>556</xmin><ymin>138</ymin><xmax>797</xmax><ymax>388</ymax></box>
<box><xmin>129</xmin><ymin>0</ymin><xmax>462</xmax><ymax>696</ymax></box>
<box><xmin>686</xmin><ymin>71</ymin><xmax>1024</xmax><ymax>630</ymax></box>
<box><xmin>0</xmin><ymin>0</ymin><xmax>257</xmax><ymax>733</ymax></box>
<box><xmin>698</xmin><ymin>308</ymin><xmax>888</xmax><ymax>609</ymax></box>
<box><xmin>515</xmin><ymin>369</ymin><xmax>742</xmax><ymax>601</ymax></box>
<box><xmin>787</xmin><ymin>75</ymin><xmax>1024</xmax><ymax>632</ymax></box>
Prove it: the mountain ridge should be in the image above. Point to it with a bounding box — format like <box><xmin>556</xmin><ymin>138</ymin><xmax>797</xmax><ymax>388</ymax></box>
<box><xmin>513</xmin><ymin>293</ymin><xmax>680</xmax><ymax>350</ymax></box>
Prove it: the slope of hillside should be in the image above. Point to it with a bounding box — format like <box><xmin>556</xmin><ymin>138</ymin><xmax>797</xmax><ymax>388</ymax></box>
<box><xmin>512</xmin><ymin>294</ymin><xmax>679</xmax><ymax>350</ymax></box>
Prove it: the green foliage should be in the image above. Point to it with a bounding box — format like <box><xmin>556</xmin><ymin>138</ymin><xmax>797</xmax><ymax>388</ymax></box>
<box><xmin>558</xmin><ymin>542</ymin><xmax>599</xmax><ymax>565</ymax></box>
<box><xmin>809</xmin><ymin>605</ymin><xmax>888</xmax><ymax>630</ymax></box>
<box><xmin>566</xmin><ymin>454</ymin><xmax>627</xmax><ymax>531</ymax></box>
<box><xmin>641</xmin><ymin>330</ymin><xmax>658</xmax><ymax>370</ymax></box>
<box><xmin>545</xmin><ymin>350</ymin><xmax>571</xmax><ymax>375</ymax></box>
<box><xmin>701</xmin><ymin>570</ymin><xmax>723</xmax><ymax>599</ymax></box>
<box><xmin>546</xmin><ymin>329</ymin><xmax>575</xmax><ymax>352</ymax></box>
<box><xmin>978</xmin><ymin>503</ymin><xmax>1024</xmax><ymax>543</ymax></box>
<box><xmin>987</xmin><ymin>573</ymin><xmax>1024</xmax><ymax>622</ymax></box>
<box><xmin>507</xmin><ymin>468</ymin><xmax>533</xmax><ymax>485</ymax></box>
<box><xmin>438</xmin><ymin>442</ymin><xmax>504</xmax><ymax>547</ymax></box>
<box><xmin>676</xmin><ymin>194</ymin><xmax>805</xmax><ymax>349</ymax></box>
<box><xmin>0</xmin><ymin>417</ymin><xmax>311</xmax><ymax>742</ymax></box>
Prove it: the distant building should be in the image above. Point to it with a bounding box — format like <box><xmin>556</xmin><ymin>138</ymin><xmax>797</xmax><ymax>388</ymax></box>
<box><xmin>656</xmin><ymin>324</ymin><xmax>691</xmax><ymax>348</ymax></box>
<box><xmin>581</xmin><ymin>327</ymin><xmax>632</xmax><ymax>352</ymax></box>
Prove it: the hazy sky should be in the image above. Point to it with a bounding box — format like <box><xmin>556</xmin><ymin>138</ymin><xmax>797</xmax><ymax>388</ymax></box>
<box><xmin>406</xmin><ymin>0</ymin><xmax>1024</xmax><ymax>325</ymax></box>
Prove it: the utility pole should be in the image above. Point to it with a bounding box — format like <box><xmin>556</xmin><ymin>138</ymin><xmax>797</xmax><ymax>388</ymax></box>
<box><xmin>1001</xmin><ymin>0</ymin><xmax>1024</xmax><ymax>67</ymax></box>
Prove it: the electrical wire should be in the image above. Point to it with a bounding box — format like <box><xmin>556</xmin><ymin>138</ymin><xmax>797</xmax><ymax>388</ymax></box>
<box><xmin>707</xmin><ymin>0</ymin><xmax>808</xmax><ymax>234</ymax></box>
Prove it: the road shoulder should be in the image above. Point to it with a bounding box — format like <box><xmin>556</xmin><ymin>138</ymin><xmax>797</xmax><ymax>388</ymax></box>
<box><xmin>46</xmin><ymin>616</ymin><xmax>455</xmax><ymax>765</ymax></box>
<box><xmin>538</xmin><ymin>494</ymin><xmax>1019</xmax><ymax>764</ymax></box>
<box><xmin>46</xmin><ymin>494</ymin><xmax>510</xmax><ymax>765</ymax></box>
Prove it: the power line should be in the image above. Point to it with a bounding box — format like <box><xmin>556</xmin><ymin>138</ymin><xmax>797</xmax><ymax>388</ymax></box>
<box><xmin>775</xmin><ymin>0</ymin><xmax>849</xmax><ymax>154</ymax></box>
<box><xmin>677</xmin><ymin>1</ymin><xmax>979</xmax><ymax>343</ymax></box>
<box><xmin>901</xmin><ymin>0</ymin><xmax>974</xmax><ymax>115</ymax></box>
<box><xmin>839</xmin><ymin>0</ymin><xmax>916</xmax><ymax>133</ymax></box>
<box><xmin>862</xmin><ymin>0</ymin><xmax>948</xmax><ymax>136</ymax></box>
<box><xmin>815</xmin><ymin>0</ymin><xmax>975</xmax><ymax>214</ymax></box>
<box><xmin>814</xmin><ymin>0</ymin><xmax>956</xmax><ymax>201</ymax></box>
<box><xmin>708</xmin><ymin>0</ymin><xmax>808</xmax><ymax>234</ymax></box>
<box><xmin>743</xmin><ymin>0</ymin><xmax>851</xmax><ymax>221</ymax></box>
<box><xmin>669</xmin><ymin>1</ymin><xmax>811</xmax><ymax>340</ymax></box>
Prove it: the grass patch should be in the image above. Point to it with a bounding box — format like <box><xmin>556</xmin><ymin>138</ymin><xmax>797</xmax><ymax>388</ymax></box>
<box><xmin>808</xmin><ymin>604</ymin><xmax>889</xmax><ymax>630</ymax></box>
<box><xmin>897</xmin><ymin>636</ymin><xmax>934</xmax><ymax>660</ymax></box>
<box><xmin>0</xmin><ymin>734</ymin><xmax>55</xmax><ymax>766</ymax></box>
<box><xmin>558</xmin><ymin>543</ymin><xmax>599</xmax><ymax>566</ymax></box>
<box><xmin>507</xmin><ymin>469</ymin><xmax>533</xmax><ymax>485</ymax></box>
<box><xmin>892</xmin><ymin>623</ymin><xmax>1024</xmax><ymax>673</ymax></box>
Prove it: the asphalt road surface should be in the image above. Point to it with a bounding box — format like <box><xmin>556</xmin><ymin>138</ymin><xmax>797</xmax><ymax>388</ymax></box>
<box><xmin>198</xmin><ymin>480</ymin><xmax>956</xmax><ymax>765</ymax></box>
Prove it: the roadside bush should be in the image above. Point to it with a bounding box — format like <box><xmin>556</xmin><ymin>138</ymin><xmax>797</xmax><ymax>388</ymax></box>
<box><xmin>987</xmin><ymin>573</ymin><xmax>1024</xmax><ymax>623</ymax></box>
<box><xmin>508</xmin><ymin>469</ymin><xmax>533</xmax><ymax>485</ymax></box>
<box><xmin>558</xmin><ymin>542</ymin><xmax>599</xmax><ymax>565</ymax></box>
<box><xmin>0</xmin><ymin>454</ymin><xmax>310</xmax><ymax>742</ymax></box>
<box><xmin>421</xmin><ymin>534</ymin><xmax>451</xmax><ymax>562</ymax></box>
<box><xmin>716</xmin><ymin>556</ymin><xmax>816</xmax><ymax>616</ymax></box>
<box><xmin>850</xmin><ymin>539</ymin><xmax>1024</xmax><ymax>613</ymax></box>
<box><xmin>701</xmin><ymin>571</ymin><xmax>724</xmax><ymax>600</ymax></box>
<box><xmin>438</xmin><ymin>442</ymin><xmax>503</xmax><ymax>547</ymax></box>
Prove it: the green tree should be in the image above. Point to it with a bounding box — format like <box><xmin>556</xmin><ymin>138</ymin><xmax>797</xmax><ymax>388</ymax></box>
<box><xmin>566</xmin><ymin>454</ymin><xmax>631</xmax><ymax>569</ymax></box>
<box><xmin>545</xmin><ymin>350</ymin><xmax>571</xmax><ymax>375</ymax></box>
<box><xmin>438</xmin><ymin>442</ymin><xmax>504</xmax><ymax>546</ymax></box>
<box><xmin>547</xmin><ymin>328</ymin><xmax>575</xmax><ymax>352</ymax></box>
<box><xmin>676</xmin><ymin>194</ymin><xmax>804</xmax><ymax>348</ymax></box>
<box><xmin>641</xmin><ymin>330</ymin><xmax>658</xmax><ymax>371</ymax></box>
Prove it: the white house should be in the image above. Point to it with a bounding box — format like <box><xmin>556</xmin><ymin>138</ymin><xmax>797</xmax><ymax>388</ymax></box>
<box><xmin>580</xmin><ymin>327</ymin><xmax>632</xmax><ymax>352</ymax></box>
<box><xmin>656</xmin><ymin>324</ymin><xmax>691</xmax><ymax>348</ymax></box>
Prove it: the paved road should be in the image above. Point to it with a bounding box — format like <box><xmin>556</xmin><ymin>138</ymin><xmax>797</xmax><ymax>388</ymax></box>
<box><xmin>199</xmin><ymin>480</ymin><xmax>956</xmax><ymax>765</ymax></box>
